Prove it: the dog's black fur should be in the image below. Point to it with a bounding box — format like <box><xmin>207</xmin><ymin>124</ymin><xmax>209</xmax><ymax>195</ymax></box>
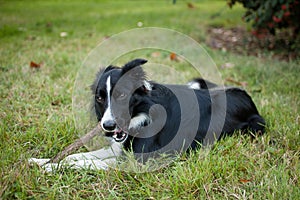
<box><xmin>91</xmin><ymin>59</ymin><xmax>265</xmax><ymax>159</ymax></box>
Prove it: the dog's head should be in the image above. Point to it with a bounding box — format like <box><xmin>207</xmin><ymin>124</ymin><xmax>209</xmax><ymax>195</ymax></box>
<box><xmin>91</xmin><ymin>59</ymin><xmax>152</xmax><ymax>142</ymax></box>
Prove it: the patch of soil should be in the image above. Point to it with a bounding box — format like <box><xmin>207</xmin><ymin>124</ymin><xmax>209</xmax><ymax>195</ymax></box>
<box><xmin>206</xmin><ymin>26</ymin><xmax>299</xmax><ymax>61</ymax></box>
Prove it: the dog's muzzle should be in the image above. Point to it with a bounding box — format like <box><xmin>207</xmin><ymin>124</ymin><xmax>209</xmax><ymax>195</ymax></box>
<box><xmin>102</xmin><ymin>120</ymin><xmax>128</xmax><ymax>142</ymax></box>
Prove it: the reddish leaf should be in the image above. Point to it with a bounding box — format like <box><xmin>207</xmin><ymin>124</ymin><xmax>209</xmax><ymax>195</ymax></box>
<box><xmin>239</xmin><ymin>178</ymin><xmax>252</xmax><ymax>183</ymax></box>
<box><xmin>170</xmin><ymin>52</ymin><xmax>179</xmax><ymax>61</ymax></box>
<box><xmin>30</xmin><ymin>61</ymin><xmax>41</xmax><ymax>69</ymax></box>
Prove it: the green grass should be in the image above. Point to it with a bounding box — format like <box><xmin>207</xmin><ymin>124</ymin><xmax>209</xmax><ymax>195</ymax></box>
<box><xmin>0</xmin><ymin>0</ymin><xmax>299</xmax><ymax>199</ymax></box>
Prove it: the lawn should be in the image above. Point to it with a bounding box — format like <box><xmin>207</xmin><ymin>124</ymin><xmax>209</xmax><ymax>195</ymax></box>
<box><xmin>0</xmin><ymin>0</ymin><xmax>299</xmax><ymax>199</ymax></box>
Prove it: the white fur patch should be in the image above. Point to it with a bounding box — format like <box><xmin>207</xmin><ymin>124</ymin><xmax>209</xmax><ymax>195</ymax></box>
<box><xmin>187</xmin><ymin>81</ymin><xmax>201</xmax><ymax>89</ymax></box>
<box><xmin>143</xmin><ymin>80</ymin><xmax>152</xmax><ymax>91</ymax></box>
<box><xmin>129</xmin><ymin>113</ymin><xmax>151</xmax><ymax>129</ymax></box>
<box><xmin>101</xmin><ymin>76</ymin><xmax>115</xmax><ymax>131</ymax></box>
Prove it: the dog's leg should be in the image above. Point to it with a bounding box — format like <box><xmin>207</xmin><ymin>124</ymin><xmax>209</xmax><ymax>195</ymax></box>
<box><xmin>39</xmin><ymin>157</ymin><xmax>116</xmax><ymax>172</ymax></box>
<box><xmin>29</xmin><ymin>142</ymin><xmax>122</xmax><ymax>172</ymax></box>
<box><xmin>64</xmin><ymin>142</ymin><xmax>122</xmax><ymax>162</ymax></box>
<box><xmin>28</xmin><ymin>158</ymin><xmax>51</xmax><ymax>166</ymax></box>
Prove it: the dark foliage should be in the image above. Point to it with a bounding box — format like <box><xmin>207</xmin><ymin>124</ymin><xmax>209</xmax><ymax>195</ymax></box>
<box><xmin>227</xmin><ymin>0</ymin><xmax>300</xmax><ymax>50</ymax></box>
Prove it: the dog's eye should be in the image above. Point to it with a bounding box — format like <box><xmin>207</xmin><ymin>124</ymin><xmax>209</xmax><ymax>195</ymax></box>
<box><xmin>118</xmin><ymin>93</ymin><xmax>127</xmax><ymax>100</ymax></box>
<box><xmin>96</xmin><ymin>96</ymin><xmax>104</xmax><ymax>104</ymax></box>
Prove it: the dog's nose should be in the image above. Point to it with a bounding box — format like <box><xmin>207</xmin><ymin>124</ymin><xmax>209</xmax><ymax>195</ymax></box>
<box><xmin>102</xmin><ymin>120</ymin><xmax>116</xmax><ymax>132</ymax></box>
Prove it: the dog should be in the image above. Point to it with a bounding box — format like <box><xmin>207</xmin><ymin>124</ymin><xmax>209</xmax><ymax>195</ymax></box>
<box><xmin>29</xmin><ymin>58</ymin><xmax>265</xmax><ymax>171</ymax></box>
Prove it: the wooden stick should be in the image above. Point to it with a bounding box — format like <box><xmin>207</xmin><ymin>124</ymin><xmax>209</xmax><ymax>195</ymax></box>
<box><xmin>46</xmin><ymin>123</ymin><xmax>102</xmax><ymax>163</ymax></box>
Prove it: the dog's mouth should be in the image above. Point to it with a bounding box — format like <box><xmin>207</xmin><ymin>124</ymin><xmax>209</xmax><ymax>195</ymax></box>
<box><xmin>112</xmin><ymin>128</ymin><xmax>128</xmax><ymax>143</ymax></box>
<box><xmin>103</xmin><ymin>114</ymin><xmax>151</xmax><ymax>142</ymax></box>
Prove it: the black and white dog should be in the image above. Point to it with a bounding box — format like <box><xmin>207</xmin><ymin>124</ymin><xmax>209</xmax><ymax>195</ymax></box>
<box><xmin>30</xmin><ymin>58</ymin><xmax>265</xmax><ymax>171</ymax></box>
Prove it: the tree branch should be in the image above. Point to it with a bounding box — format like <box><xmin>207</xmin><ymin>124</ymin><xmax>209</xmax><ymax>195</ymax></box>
<box><xmin>46</xmin><ymin>123</ymin><xmax>102</xmax><ymax>164</ymax></box>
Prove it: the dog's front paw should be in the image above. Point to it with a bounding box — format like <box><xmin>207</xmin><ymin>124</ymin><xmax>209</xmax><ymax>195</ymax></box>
<box><xmin>28</xmin><ymin>158</ymin><xmax>61</xmax><ymax>172</ymax></box>
<box><xmin>28</xmin><ymin>158</ymin><xmax>50</xmax><ymax>166</ymax></box>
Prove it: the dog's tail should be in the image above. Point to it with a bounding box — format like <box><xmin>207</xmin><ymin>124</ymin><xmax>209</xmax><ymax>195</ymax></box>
<box><xmin>187</xmin><ymin>78</ymin><xmax>218</xmax><ymax>89</ymax></box>
<box><xmin>247</xmin><ymin>114</ymin><xmax>265</xmax><ymax>136</ymax></box>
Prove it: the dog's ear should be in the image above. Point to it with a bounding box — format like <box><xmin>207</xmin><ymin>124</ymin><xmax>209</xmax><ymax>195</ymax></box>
<box><xmin>122</xmin><ymin>59</ymin><xmax>151</xmax><ymax>94</ymax></box>
<box><xmin>122</xmin><ymin>58</ymin><xmax>147</xmax><ymax>74</ymax></box>
<box><xmin>121</xmin><ymin>59</ymin><xmax>148</xmax><ymax>82</ymax></box>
